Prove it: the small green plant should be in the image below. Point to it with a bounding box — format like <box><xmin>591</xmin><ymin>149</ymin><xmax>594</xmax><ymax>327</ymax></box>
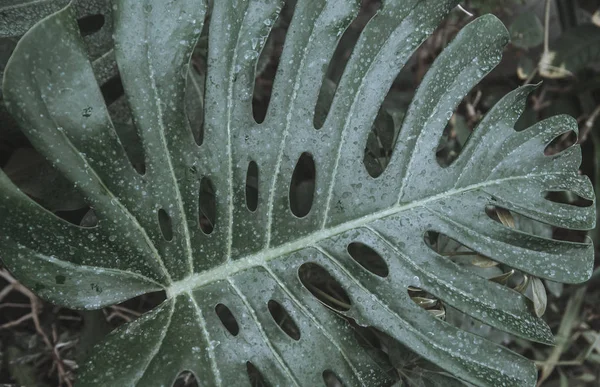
<box><xmin>0</xmin><ymin>0</ymin><xmax>595</xmax><ymax>386</ymax></box>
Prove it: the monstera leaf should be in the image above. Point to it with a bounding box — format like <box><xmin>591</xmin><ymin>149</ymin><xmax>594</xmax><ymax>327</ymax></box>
<box><xmin>0</xmin><ymin>0</ymin><xmax>595</xmax><ymax>386</ymax></box>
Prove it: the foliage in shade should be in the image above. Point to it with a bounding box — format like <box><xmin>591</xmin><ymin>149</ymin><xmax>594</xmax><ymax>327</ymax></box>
<box><xmin>0</xmin><ymin>0</ymin><xmax>595</xmax><ymax>386</ymax></box>
<box><xmin>540</xmin><ymin>23</ymin><xmax>600</xmax><ymax>78</ymax></box>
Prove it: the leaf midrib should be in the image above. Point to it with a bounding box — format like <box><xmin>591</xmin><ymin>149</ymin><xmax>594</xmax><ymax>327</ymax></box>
<box><xmin>166</xmin><ymin>171</ymin><xmax>562</xmax><ymax>297</ymax></box>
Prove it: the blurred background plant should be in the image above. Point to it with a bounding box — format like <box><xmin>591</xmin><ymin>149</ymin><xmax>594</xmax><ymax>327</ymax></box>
<box><xmin>1</xmin><ymin>0</ymin><xmax>600</xmax><ymax>385</ymax></box>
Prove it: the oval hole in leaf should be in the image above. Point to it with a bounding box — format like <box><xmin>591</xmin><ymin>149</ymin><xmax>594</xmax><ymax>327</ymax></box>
<box><xmin>407</xmin><ymin>287</ymin><xmax>445</xmax><ymax>319</ymax></box>
<box><xmin>313</xmin><ymin>1</ymin><xmax>382</xmax><ymax>129</ymax></box>
<box><xmin>246</xmin><ymin>361</ymin><xmax>270</xmax><ymax>387</ymax></box>
<box><xmin>173</xmin><ymin>371</ymin><xmax>199</xmax><ymax>387</ymax></box>
<box><xmin>252</xmin><ymin>0</ymin><xmax>296</xmax><ymax>124</ymax></box>
<box><xmin>185</xmin><ymin>63</ymin><xmax>206</xmax><ymax>146</ymax></box>
<box><xmin>215</xmin><ymin>303</ymin><xmax>239</xmax><ymax>336</ymax></box>
<box><xmin>289</xmin><ymin>152</ymin><xmax>315</xmax><ymax>218</ymax></box>
<box><xmin>347</xmin><ymin>242</ymin><xmax>388</xmax><ymax>277</ymax></box>
<box><xmin>298</xmin><ymin>263</ymin><xmax>351</xmax><ymax>312</ymax></box>
<box><xmin>543</xmin><ymin>190</ymin><xmax>593</xmax><ymax>207</ymax></box>
<box><xmin>100</xmin><ymin>74</ymin><xmax>124</xmax><ymax>106</ymax></box>
<box><xmin>199</xmin><ymin>177</ymin><xmax>216</xmax><ymax>234</ymax></box>
<box><xmin>322</xmin><ymin>370</ymin><xmax>345</xmax><ymax>387</ymax></box>
<box><xmin>158</xmin><ymin>209</ymin><xmax>173</xmax><ymax>241</ymax></box>
<box><xmin>488</xmin><ymin>205</ymin><xmax>588</xmax><ymax>243</ymax></box>
<box><xmin>544</xmin><ymin>130</ymin><xmax>577</xmax><ymax>156</ymax></box>
<box><xmin>246</xmin><ymin>161</ymin><xmax>259</xmax><ymax>212</ymax></box>
<box><xmin>77</xmin><ymin>14</ymin><xmax>105</xmax><ymax>37</ymax></box>
<box><xmin>267</xmin><ymin>299</ymin><xmax>300</xmax><ymax>340</ymax></box>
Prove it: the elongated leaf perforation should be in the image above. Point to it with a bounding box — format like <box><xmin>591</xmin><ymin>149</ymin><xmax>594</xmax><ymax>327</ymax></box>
<box><xmin>323</xmin><ymin>369</ymin><xmax>345</xmax><ymax>387</ymax></box>
<box><xmin>312</xmin><ymin>0</ymin><xmax>377</xmax><ymax>130</ymax></box>
<box><xmin>289</xmin><ymin>152</ymin><xmax>316</xmax><ymax>218</ymax></box>
<box><xmin>174</xmin><ymin>371</ymin><xmax>199</xmax><ymax>387</ymax></box>
<box><xmin>251</xmin><ymin>0</ymin><xmax>288</xmax><ymax>124</ymax></box>
<box><xmin>158</xmin><ymin>209</ymin><xmax>174</xmax><ymax>241</ymax></box>
<box><xmin>199</xmin><ymin>176</ymin><xmax>216</xmax><ymax>235</ymax></box>
<box><xmin>347</xmin><ymin>241</ymin><xmax>389</xmax><ymax>278</ymax></box>
<box><xmin>298</xmin><ymin>261</ymin><xmax>352</xmax><ymax>312</ymax></box>
<box><xmin>543</xmin><ymin>190</ymin><xmax>594</xmax><ymax>208</ymax></box>
<box><xmin>267</xmin><ymin>299</ymin><xmax>301</xmax><ymax>341</ymax></box>
<box><xmin>215</xmin><ymin>303</ymin><xmax>240</xmax><ymax>336</ymax></box>
<box><xmin>246</xmin><ymin>361</ymin><xmax>270</xmax><ymax>387</ymax></box>
<box><xmin>246</xmin><ymin>160</ymin><xmax>259</xmax><ymax>212</ymax></box>
<box><xmin>77</xmin><ymin>13</ymin><xmax>105</xmax><ymax>37</ymax></box>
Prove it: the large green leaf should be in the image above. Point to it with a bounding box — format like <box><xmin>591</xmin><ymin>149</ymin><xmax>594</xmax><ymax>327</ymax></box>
<box><xmin>0</xmin><ymin>0</ymin><xmax>595</xmax><ymax>386</ymax></box>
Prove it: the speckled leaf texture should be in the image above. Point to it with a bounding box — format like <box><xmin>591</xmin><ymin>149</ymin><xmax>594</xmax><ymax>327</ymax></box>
<box><xmin>0</xmin><ymin>0</ymin><xmax>595</xmax><ymax>386</ymax></box>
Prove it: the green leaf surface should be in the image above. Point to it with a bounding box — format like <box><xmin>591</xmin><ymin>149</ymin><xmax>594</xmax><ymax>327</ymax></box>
<box><xmin>0</xmin><ymin>1</ymin><xmax>595</xmax><ymax>386</ymax></box>
<box><xmin>509</xmin><ymin>12</ymin><xmax>544</xmax><ymax>49</ymax></box>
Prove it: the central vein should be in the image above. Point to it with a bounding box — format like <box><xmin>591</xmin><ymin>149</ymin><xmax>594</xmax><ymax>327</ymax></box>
<box><xmin>166</xmin><ymin>173</ymin><xmax>549</xmax><ymax>297</ymax></box>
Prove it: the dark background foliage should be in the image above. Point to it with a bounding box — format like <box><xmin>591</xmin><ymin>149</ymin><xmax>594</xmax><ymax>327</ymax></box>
<box><xmin>1</xmin><ymin>0</ymin><xmax>600</xmax><ymax>385</ymax></box>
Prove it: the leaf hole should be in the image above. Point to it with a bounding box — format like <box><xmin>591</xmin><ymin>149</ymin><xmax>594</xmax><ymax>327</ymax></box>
<box><xmin>314</xmin><ymin>0</ymin><xmax>382</xmax><ymax>129</ymax></box>
<box><xmin>252</xmin><ymin>0</ymin><xmax>295</xmax><ymax>124</ymax></box>
<box><xmin>289</xmin><ymin>152</ymin><xmax>315</xmax><ymax>218</ymax></box>
<box><xmin>347</xmin><ymin>242</ymin><xmax>388</xmax><ymax>277</ymax></box>
<box><xmin>157</xmin><ymin>209</ymin><xmax>173</xmax><ymax>241</ymax></box>
<box><xmin>322</xmin><ymin>370</ymin><xmax>345</xmax><ymax>387</ymax></box>
<box><xmin>543</xmin><ymin>191</ymin><xmax>593</xmax><ymax>207</ymax></box>
<box><xmin>199</xmin><ymin>177</ymin><xmax>216</xmax><ymax>234</ymax></box>
<box><xmin>435</xmin><ymin>87</ymin><xmax>488</xmax><ymax>168</ymax></box>
<box><xmin>407</xmin><ymin>287</ymin><xmax>445</xmax><ymax>319</ymax></box>
<box><xmin>215</xmin><ymin>303</ymin><xmax>239</xmax><ymax>336</ymax></box>
<box><xmin>185</xmin><ymin>66</ymin><xmax>206</xmax><ymax>146</ymax></box>
<box><xmin>544</xmin><ymin>130</ymin><xmax>577</xmax><ymax>156</ymax></box>
<box><xmin>100</xmin><ymin>73</ymin><xmax>125</xmax><ymax>106</ymax></box>
<box><xmin>246</xmin><ymin>361</ymin><xmax>270</xmax><ymax>387</ymax></box>
<box><xmin>246</xmin><ymin>161</ymin><xmax>259</xmax><ymax>212</ymax></box>
<box><xmin>363</xmin><ymin>108</ymin><xmax>402</xmax><ymax>178</ymax></box>
<box><xmin>298</xmin><ymin>263</ymin><xmax>351</xmax><ymax>312</ymax></box>
<box><xmin>486</xmin><ymin>205</ymin><xmax>585</xmax><ymax>242</ymax></box>
<box><xmin>424</xmin><ymin>231</ymin><xmax>504</xmax><ymax>279</ymax></box>
<box><xmin>173</xmin><ymin>370</ymin><xmax>199</xmax><ymax>387</ymax></box>
<box><xmin>77</xmin><ymin>14</ymin><xmax>105</xmax><ymax>37</ymax></box>
<box><xmin>267</xmin><ymin>299</ymin><xmax>301</xmax><ymax>341</ymax></box>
